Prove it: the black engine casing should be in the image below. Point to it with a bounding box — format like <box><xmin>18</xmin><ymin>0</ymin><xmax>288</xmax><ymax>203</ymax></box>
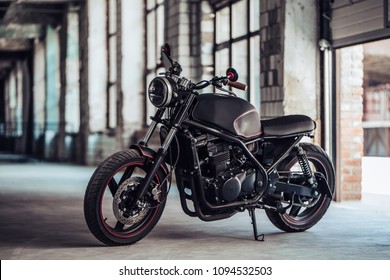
<box><xmin>212</xmin><ymin>168</ymin><xmax>257</xmax><ymax>202</ymax></box>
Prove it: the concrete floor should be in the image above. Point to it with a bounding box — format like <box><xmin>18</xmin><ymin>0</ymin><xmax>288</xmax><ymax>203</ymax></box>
<box><xmin>0</xmin><ymin>160</ymin><xmax>390</xmax><ymax>260</ymax></box>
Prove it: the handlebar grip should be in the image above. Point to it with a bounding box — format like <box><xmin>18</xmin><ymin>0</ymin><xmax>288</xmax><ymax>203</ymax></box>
<box><xmin>227</xmin><ymin>80</ymin><xmax>247</xmax><ymax>91</ymax></box>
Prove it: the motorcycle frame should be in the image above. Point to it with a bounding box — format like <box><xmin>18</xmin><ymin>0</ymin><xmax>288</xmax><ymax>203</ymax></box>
<box><xmin>174</xmin><ymin>120</ymin><xmax>304</xmax><ymax>221</ymax></box>
<box><xmin>131</xmin><ymin>89</ymin><xmax>327</xmax><ymax>222</ymax></box>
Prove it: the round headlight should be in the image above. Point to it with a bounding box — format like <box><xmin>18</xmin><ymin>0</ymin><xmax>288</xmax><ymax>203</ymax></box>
<box><xmin>148</xmin><ymin>77</ymin><xmax>177</xmax><ymax>108</ymax></box>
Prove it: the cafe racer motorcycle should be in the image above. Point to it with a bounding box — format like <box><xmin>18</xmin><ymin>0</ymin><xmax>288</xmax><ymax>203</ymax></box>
<box><xmin>84</xmin><ymin>44</ymin><xmax>334</xmax><ymax>246</ymax></box>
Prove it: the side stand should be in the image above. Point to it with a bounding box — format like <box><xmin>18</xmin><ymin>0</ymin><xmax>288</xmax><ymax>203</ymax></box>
<box><xmin>248</xmin><ymin>208</ymin><xmax>265</xmax><ymax>241</ymax></box>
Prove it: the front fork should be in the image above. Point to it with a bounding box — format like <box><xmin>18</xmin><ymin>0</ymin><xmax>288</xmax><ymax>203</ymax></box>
<box><xmin>136</xmin><ymin>127</ymin><xmax>178</xmax><ymax>199</ymax></box>
<box><xmin>139</xmin><ymin>107</ymin><xmax>166</xmax><ymax>146</ymax></box>
<box><xmin>135</xmin><ymin>92</ymin><xmax>197</xmax><ymax>200</ymax></box>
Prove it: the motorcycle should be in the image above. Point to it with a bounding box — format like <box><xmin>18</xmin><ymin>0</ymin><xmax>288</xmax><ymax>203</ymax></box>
<box><xmin>84</xmin><ymin>43</ymin><xmax>335</xmax><ymax>246</ymax></box>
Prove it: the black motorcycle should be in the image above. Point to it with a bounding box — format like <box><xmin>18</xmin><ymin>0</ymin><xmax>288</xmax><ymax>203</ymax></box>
<box><xmin>84</xmin><ymin>44</ymin><xmax>335</xmax><ymax>246</ymax></box>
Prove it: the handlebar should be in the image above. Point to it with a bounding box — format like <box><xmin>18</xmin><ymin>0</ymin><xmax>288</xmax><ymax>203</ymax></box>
<box><xmin>192</xmin><ymin>76</ymin><xmax>247</xmax><ymax>92</ymax></box>
<box><xmin>227</xmin><ymin>80</ymin><xmax>247</xmax><ymax>91</ymax></box>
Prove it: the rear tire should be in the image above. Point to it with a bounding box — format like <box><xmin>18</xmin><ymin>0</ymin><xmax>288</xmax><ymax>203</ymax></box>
<box><xmin>265</xmin><ymin>143</ymin><xmax>335</xmax><ymax>232</ymax></box>
<box><xmin>84</xmin><ymin>149</ymin><xmax>168</xmax><ymax>246</ymax></box>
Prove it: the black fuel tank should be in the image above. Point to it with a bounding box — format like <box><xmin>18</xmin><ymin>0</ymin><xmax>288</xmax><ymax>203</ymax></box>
<box><xmin>192</xmin><ymin>94</ymin><xmax>261</xmax><ymax>139</ymax></box>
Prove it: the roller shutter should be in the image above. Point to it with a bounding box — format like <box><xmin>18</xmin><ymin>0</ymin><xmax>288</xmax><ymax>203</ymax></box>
<box><xmin>331</xmin><ymin>0</ymin><xmax>390</xmax><ymax>48</ymax></box>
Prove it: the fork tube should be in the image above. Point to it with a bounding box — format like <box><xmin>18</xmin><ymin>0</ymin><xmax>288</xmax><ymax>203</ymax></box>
<box><xmin>136</xmin><ymin>128</ymin><xmax>178</xmax><ymax>199</ymax></box>
<box><xmin>138</xmin><ymin>108</ymin><xmax>166</xmax><ymax>146</ymax></box>
<box><xmin>136</xmin><ymin>92</ymin><xmax>196</xmax><ymax>200</ymax></box>
<box><xmin>139</xmin><ymin>120</ymin><xmax>157</xmax><ymax>146</ymax></box>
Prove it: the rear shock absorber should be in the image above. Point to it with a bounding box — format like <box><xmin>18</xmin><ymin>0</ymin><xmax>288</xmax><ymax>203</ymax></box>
<box><xmin>296</xmin><ymin>145</ymin><xmax>317</xmax><ymax>187</ymax></box>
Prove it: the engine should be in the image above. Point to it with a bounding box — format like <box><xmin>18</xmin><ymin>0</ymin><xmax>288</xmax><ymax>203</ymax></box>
<box><xmin>199</xmin><ymin>140</ymin><xmax>262</xmax><ymax>203</ymax></box>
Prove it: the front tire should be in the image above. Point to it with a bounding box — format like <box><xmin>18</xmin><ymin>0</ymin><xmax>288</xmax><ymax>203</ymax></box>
<box><xmin>84</xmin><ymin>149</ymin><xmax>168</xmax><ymax>246</ymax></box>
<box><xmin>265</xmin><ymin>143</ymin><xmax>335</xmax><ymax>232</ymax></box>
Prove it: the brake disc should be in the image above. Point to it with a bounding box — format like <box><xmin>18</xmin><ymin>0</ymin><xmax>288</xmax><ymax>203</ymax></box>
<box><xmin>112</xmin><ymin>177</ymin><xmax>150</xmax><ymax>225</ymax></box>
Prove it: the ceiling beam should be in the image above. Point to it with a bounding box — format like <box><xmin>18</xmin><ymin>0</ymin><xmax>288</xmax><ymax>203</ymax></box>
<box><xmin>16</xmin><ymin>0</ymin><xmax>83</xmax><ymax>3</ymax></box>
<box><xmin>0</xmin><ymin>23</ymin><xmax>44</xmax><ymax>39</ymax></box>
<box><xmin>0</xmin><ymin>38</ymin><xmax>32</xmax><ymax>51</ymax></box>
<box><xmin>2</xmin><ymin>2</ymin><xmax>66</xmax><ymax>25</ymax></box>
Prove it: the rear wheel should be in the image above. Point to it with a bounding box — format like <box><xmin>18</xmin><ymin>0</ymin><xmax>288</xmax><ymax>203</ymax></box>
<box><xmin>84</xmin><ymin>149</ymin><xmax>168</xmax><ymax>246</ymax></box>
<box><xmin>265</xmin><ymin>143</ymin><xmax>335</xmax><ymax>232</ymax></box>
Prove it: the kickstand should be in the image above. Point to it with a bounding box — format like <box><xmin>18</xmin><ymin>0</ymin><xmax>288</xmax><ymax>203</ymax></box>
<box><xmin>248</xmin><ymin>208</ymin><xmax>265</xmax><ymax>241</ymax></box>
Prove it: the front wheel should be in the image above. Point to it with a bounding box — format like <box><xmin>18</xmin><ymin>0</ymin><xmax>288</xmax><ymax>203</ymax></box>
<box><xmin>84</xmin><ymin>149</ymin><xmax>168</xmax><ymax>246</ymax></box>
<box><xmin>265</xmin><ymin>143</ymin><xmax>335</xmax><ymax>232</ymax></box>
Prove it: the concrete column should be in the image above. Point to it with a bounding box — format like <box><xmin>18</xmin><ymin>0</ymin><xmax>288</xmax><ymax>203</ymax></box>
<box><xmin>260</xmin><ymin>0</ymin><xmax>320</xmax><ymax>125</ymax></box>
<box><xmin>88</xmin><ymin>0</ymin><xmax>107</xmax><ymax>133</ymax></box>
<box><xmin>116</xmin><ymin>0</ymin><xmax>123</xmax><ymax>149</ymax></box>
<box><xmin>45</xmin><ymin>25</ymin><xmax>60</xmax><ymax>160</ymax></box>
<box><xmin>200</xmin><ymin>1</ymin><xmax>213</xmax><ymax>80</ymax></box>
<box><xmin>78</xmin><ymin>0</ymin><xmax>89</xmax><ymax>164</ymax></box>
<box><xmin>283</xmin><ymin>0</ymin><xmax>319</xmax><ymax>121</ymax></box>
<box><xmin>33</xmin><ymin>39</ymin><xmax>46</xmax><ymax>157</ymax></box>
<box><xmin>58</xmin><ymin>11</ymin><xmax>68</xmax><ymax>161</ymax></box>
<box><xmin>121</xmin><ymin>0</ymin><xmax>144</xmax><ymax>142</ymax></box>
<box><xmin>20</xmin><ymin>59</ymin><xmax>32</xmax><ymax>155</ymax></box>
<box><xmin>65</xmin><ymin>9</ymin><xmax>80</xmax><ymax>135</ymax></box>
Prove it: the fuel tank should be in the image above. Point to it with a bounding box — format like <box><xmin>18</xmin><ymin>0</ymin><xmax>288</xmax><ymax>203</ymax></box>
<box><xmin>192</xmin><ymin>94</ymin><xmax>261</xmax><ymax>139</ymax></box>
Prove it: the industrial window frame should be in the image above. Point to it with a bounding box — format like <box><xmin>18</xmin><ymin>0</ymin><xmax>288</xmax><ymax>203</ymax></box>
<box><xmin>143</xmin><ymin>0</ymin><xmax>165</xmax><ymax>126</ymax></box>
<box><xmin>212</xmin><ymin>0</ymin><xmax>260</xmax><ymax>110</ymax></box>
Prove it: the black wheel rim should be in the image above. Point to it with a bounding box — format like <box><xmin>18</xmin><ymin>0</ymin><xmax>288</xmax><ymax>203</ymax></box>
<box><xmin>280</xmin><ymin>156</ymin><xmax>331</xmax><ymax>226</ymax></box>
<box><xmin>98</xmin><ymin>162</ymin><xmax>162</xmax><ymax>238</ymax></box>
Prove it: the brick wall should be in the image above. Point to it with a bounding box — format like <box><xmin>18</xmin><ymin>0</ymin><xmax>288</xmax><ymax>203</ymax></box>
<box><xmin>165</xmin><ymin>0</ymin><xmax>202</xmax><ymax>81</ymax></box>
<box><xmin>337</xmin><ymin>45</ymin><xmax>364</xmax><ymax>200</ymax></box>
<box><xmin>260</xmin><ymin>0</ymin><xmax>284</xmax><ymax>118</ymax></box>
<box><xmin>260</xmin><ymin>1</ymin><xmax>364</xmax><ymax>200</ymax></box>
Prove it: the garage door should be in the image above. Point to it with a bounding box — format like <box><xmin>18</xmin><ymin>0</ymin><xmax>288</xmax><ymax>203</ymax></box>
<box><xmin>331</xmin><ymin>0</ymin><xmax>390</xmax><ymax>48</ymax></box>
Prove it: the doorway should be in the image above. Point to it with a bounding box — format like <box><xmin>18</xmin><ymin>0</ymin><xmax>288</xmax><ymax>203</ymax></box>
<box><xmin>361</xmin><ymin>39</ymin><xmax>390</xmax><ymax>196</ymax></box>
<box><xmin>328</xmin><ymin>0</ymin><xmax>390</xmax><ymax>200</ymax></box>
<box><xmin>335</xmin><ymin>39</ymin><xmax>390</xmax><ymax>199</ymax></box>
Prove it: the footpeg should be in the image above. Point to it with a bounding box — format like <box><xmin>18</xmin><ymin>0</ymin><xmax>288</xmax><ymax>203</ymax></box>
<box><xmin>276</xmin><ymin>202</ymin><xmax>287</xmax><ymax>214</ymax></box>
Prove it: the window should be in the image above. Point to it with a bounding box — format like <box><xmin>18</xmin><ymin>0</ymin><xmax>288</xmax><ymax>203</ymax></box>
<box><xmin>214</xmin><ymin>0</ymin><xmax>260</xmax><ymax>111</ymax></box>
<box><xmin>144</xmin><ymin>0</ymin><xmax>165</xmax><ymax>125</ymax></box>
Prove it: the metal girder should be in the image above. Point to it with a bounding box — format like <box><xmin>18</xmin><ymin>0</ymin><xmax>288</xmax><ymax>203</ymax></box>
<box><xmin>15</xmin><ymin>0</ymin><xmax>83</xmax><ymax>3</ymax></box>
<box><xmin>0</xmin><ymin>38</ymin><xmax>32</xmax><ymax>51</ymax></box>
<box><xmin>0</xmin><ymin>23</ymin><xmax>44</xmax><ymax>39</ymax></box>
<box><xmin>2</xmin><ymin>2</ymin><xmax>68</xmax><ymax>25</ymax></box>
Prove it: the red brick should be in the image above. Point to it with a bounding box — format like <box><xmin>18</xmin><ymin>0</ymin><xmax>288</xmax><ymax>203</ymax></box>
<box><xmin>342</xmin><ymin>192</ymin><xmax>362</xmax><ymax>200</ymax></box>
<box><xmin>341</xmin><ymin>152</ymin><xmax>351</xmax><ymax>159</ymax></box>
<box><xmin>344</xmin><ymin>176</ymin><xmax>360</xmax><ymax>183</ymax></box>
<box><xmin>352</xmin><ymin>168</ymin><xmax>362</xmax><ymax>176</ymax></box>
<box><xmin>342</xmin><ymin>168</ymin><xmax>351</xmax><ymax>174</ymax></box>
<box><xmin>344</xmin><ymin>159</ymin><xmax>361</xmax><ymax>166</ymax></box>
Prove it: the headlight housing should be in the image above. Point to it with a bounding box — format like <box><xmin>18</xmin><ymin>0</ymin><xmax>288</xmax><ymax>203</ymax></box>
<box><xmin>148</xmin><ymin>77</ymin><xmax>178</xmax><ymax>108</ymax></box>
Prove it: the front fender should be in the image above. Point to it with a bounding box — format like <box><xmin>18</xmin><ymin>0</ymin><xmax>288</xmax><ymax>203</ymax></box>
<box><xmin>130</xmin><ymin>144</ymin><xmax>169</xmax><ymax>175</ymax></box>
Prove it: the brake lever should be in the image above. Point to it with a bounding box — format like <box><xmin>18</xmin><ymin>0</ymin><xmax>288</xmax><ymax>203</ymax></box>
<box><xmin>216</xmin><ymin>86</ymin><xmax>237</xmax><ymax>97</ymax></box>
<box><xmin>194</xmin><ymin>76</ymin><xmax>239</xmax><ymax>97</ymax></box>
<box><xmin>212</xmin><ymin>76</ymin><xmax>237</xmax><ymax>97</ymax></box>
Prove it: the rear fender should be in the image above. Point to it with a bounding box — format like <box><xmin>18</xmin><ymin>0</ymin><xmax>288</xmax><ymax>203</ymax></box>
<box><xmin>315</xmin><ymin>172</ymin><xmax>333</xmax><ymax>198</ymax></box>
